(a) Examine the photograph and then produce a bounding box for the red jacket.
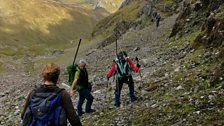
[107,57,139,78]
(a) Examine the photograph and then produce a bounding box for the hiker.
[21,63,82,126]
[155,14,161,27]
[107,51,140,107]
[70,60,95,116]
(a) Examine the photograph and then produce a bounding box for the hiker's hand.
[70,89,74,96]
[137,63,141,68]
[135,56,139,62]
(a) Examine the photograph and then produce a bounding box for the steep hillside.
[0,0,223,125]
[80,0,224,125]
[92,0,146,47]
[0,0,104,73]
[57,0,124,13]
[92,0,181,48]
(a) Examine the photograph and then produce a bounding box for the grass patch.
[0,0,100,58]
[83,109,118,126]
[167,30,201,49]
[215,6,224,20]
[0,62,5,73]
[0,47,16,56]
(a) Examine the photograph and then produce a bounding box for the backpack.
[66,64,78,86]
[22,88,67,126]
[115,53,131,78]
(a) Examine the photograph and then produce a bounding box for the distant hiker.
[155,14,161,27]
[70,60,95,116]
[107,51,140,107]
[21,63,82,126]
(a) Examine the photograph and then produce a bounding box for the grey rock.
[0,93,5,97]
[175,85,184,90]
[133,47,140,52]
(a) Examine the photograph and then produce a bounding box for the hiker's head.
[79,59,87,70]
[117,51,127,63]
[42,63,60,84]
[118,51,127,57]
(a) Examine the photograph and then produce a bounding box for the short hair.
[118,51,127,57]
[79,59,87,65]
[42,63,60,84]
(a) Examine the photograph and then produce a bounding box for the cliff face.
[170,0,224,38]
[169,0,224,86]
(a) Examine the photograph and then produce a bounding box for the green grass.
[0,0,104,73]
[59,0,123,13]
[0,62,5,73]
[92,1,145,39]
[0,0,100,57]
[155,0,179,17]
[215,6,224,20]
[167,30,201,49]
[0,47,17,56]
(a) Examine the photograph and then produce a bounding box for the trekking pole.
[116,39,118,55]
[135,56,144,101]
[135,57,143,89]
[105,80,109,104]
[72,39,82,66]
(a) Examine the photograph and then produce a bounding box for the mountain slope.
[92,0,181,48]
[57,0,124,13]
[0,0,223,125]
[0,0,102,57]
[79,0,224,125]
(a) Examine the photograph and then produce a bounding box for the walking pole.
[135,56,144,100]
[72,39,82,66]
[134,57,141,87]
[105,79,110,106]
[69,39,82,96]
[116,39,118,55]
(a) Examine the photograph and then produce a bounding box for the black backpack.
[115,52,131,78]
[22,87,67,126]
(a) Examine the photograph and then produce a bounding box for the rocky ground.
[0,0,223,125]
[0,12,177,125]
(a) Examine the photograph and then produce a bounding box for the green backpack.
[66,64,78,86]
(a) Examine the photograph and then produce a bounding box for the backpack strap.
[115,58,130,78]
[55,88,65,95]
[32,85,65,96]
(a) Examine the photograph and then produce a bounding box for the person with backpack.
[70,60,95,116]
[107,51,140,107]
[21,63,82,126]
[155,13,161,27]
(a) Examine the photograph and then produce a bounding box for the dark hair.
[42,63,60,84]
[118,51,127,57]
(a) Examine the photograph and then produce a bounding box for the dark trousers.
[156,19,160,27]
[77,89,94,115]
[114,76,136,107]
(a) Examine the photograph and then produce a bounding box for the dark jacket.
[76,68,89,90]
[21,85,82,126]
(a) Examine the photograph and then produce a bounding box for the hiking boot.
[114,103,120,107]
[131,97,137,102]
[78,111,85,116]
[86,109,96,113]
